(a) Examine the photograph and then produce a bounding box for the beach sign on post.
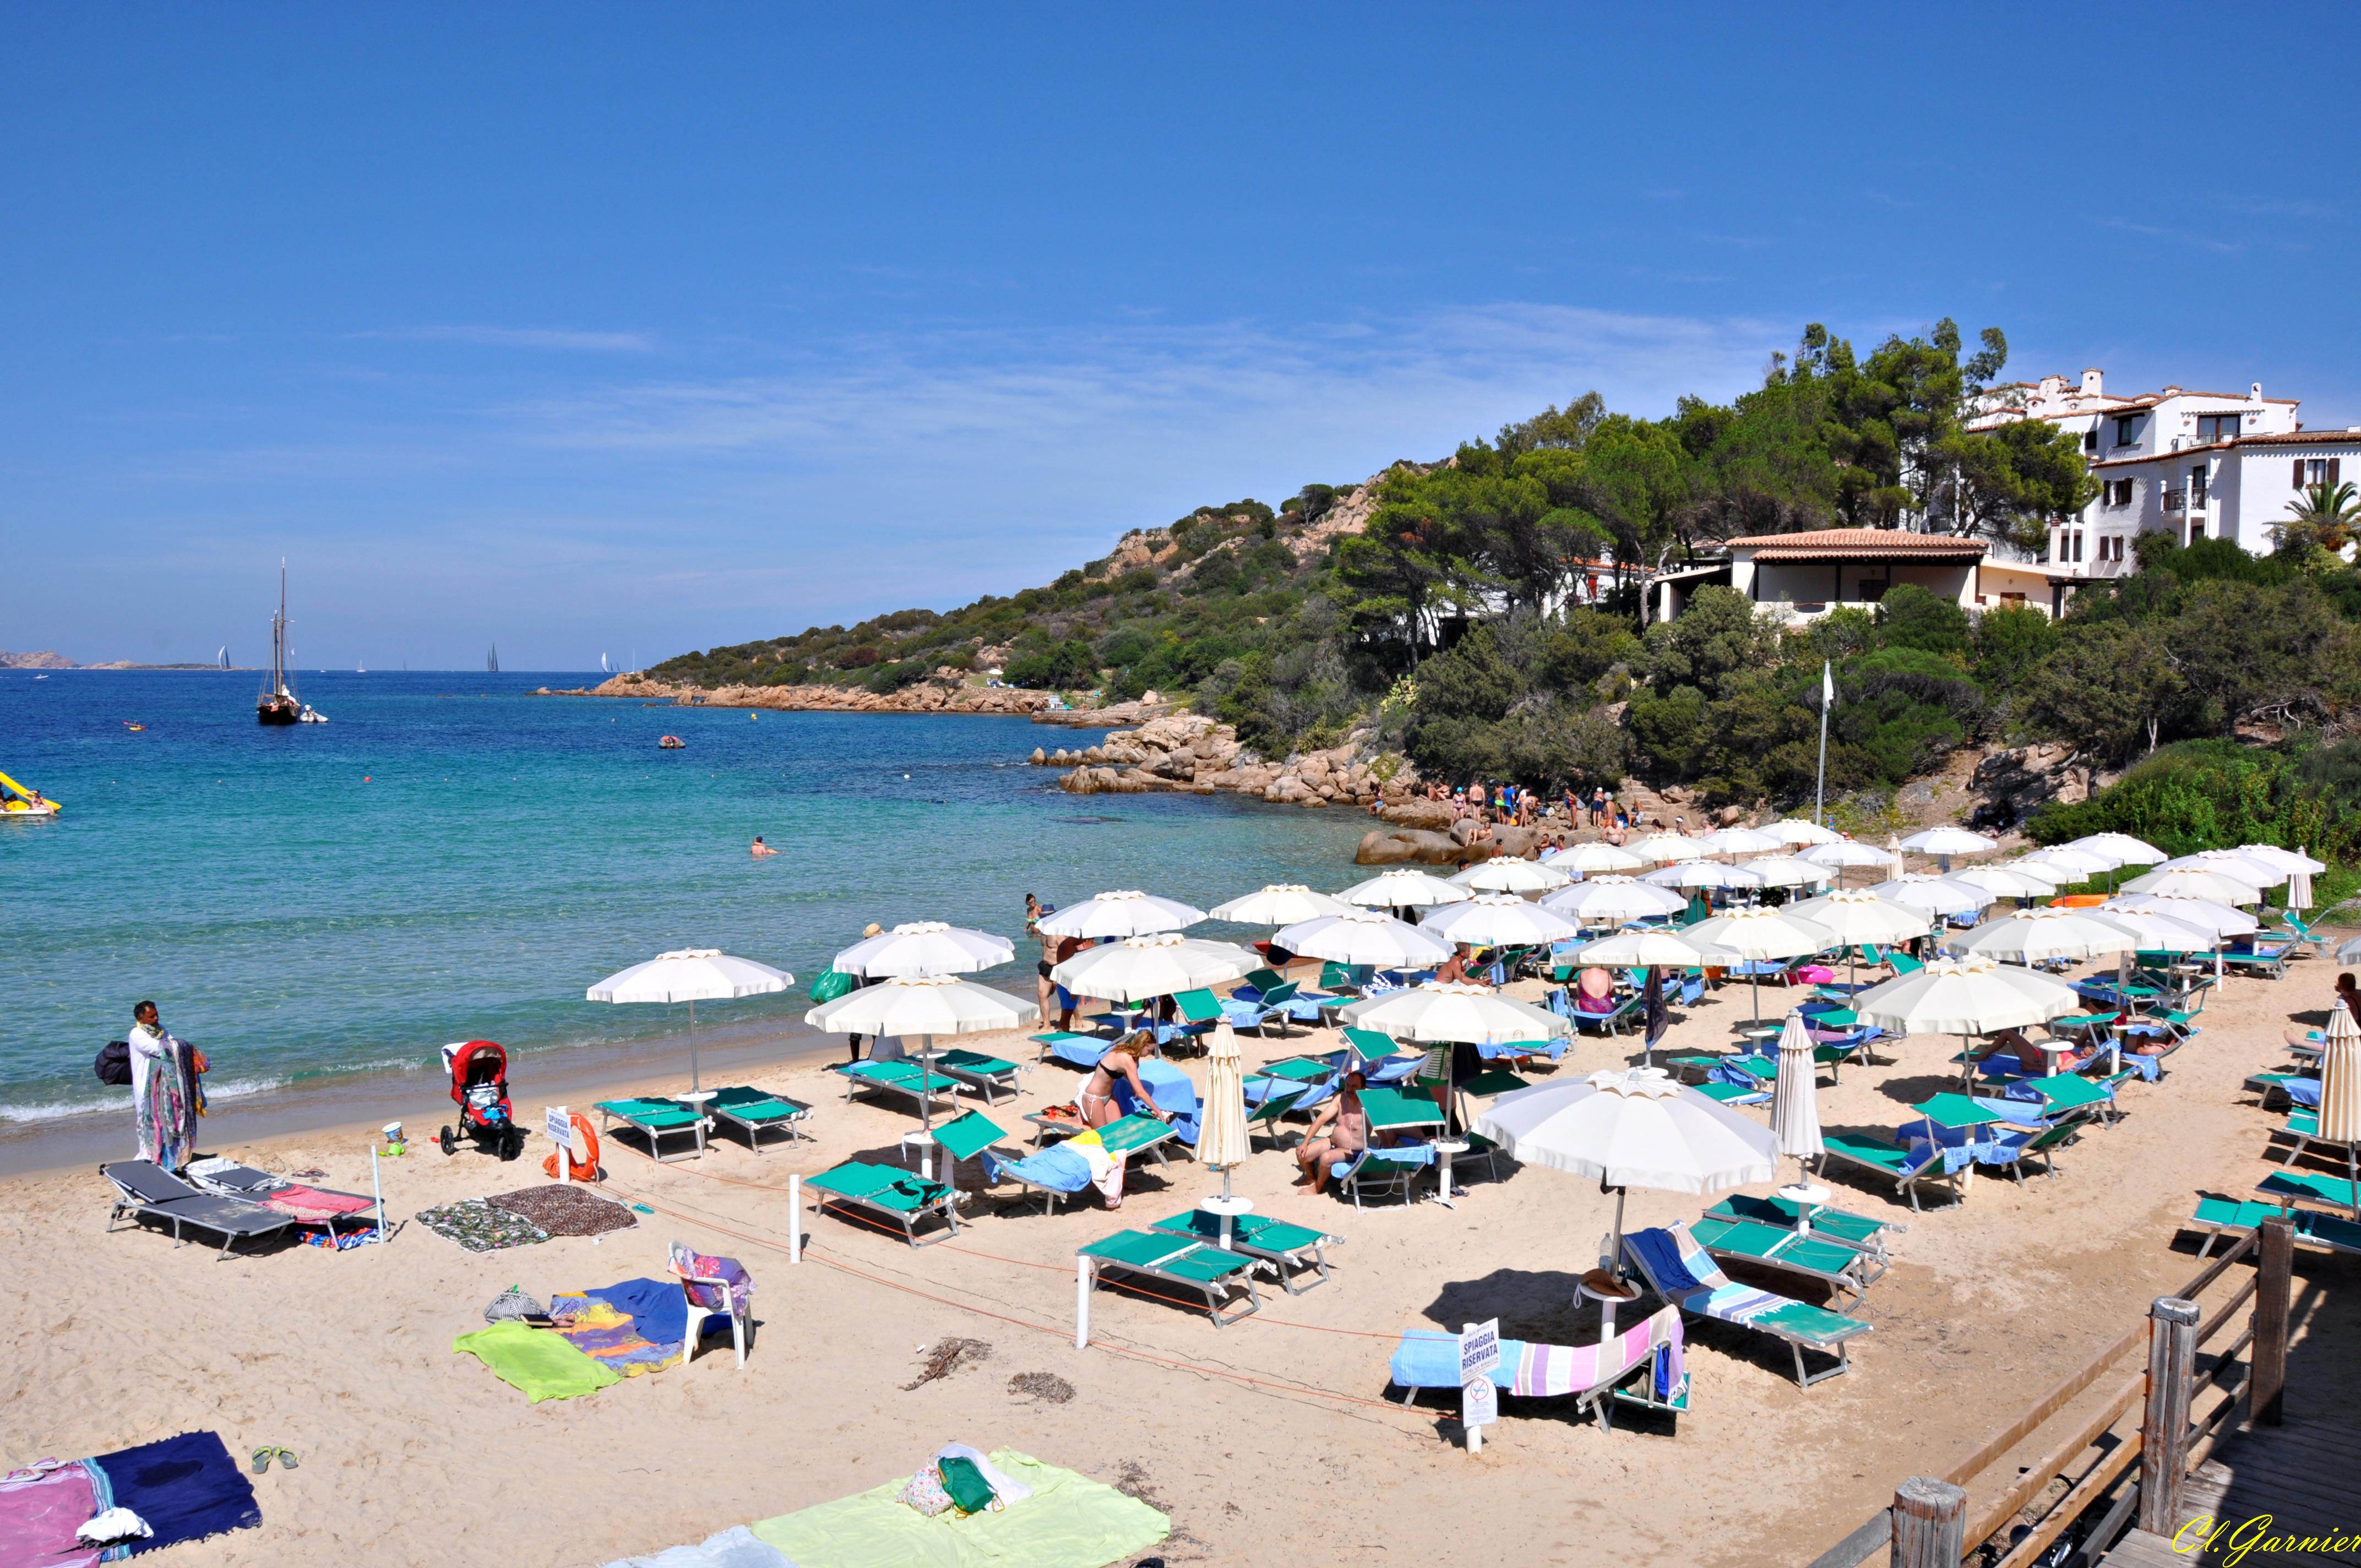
[546,1106,572,1186]
[1460,1318,1500,1455]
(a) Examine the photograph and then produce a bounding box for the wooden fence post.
[1890,1476,1966,1568]
[2252,1214,2293,1428]
[2136,1297,2201,1536]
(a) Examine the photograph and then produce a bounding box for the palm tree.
[2272,479,2361,558]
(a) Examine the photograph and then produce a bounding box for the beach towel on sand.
[549,1277,689,1377]
[750,1450,1165,1568]
[0,1462,102,1568]
[453,1319,625,1402]
[87,1430,262,1559]
[601,1525,795,1568]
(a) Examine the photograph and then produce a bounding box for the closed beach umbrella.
[1451,856,1571,894]
[1786,886,1933,987]
[1642,860,1765,891]
[1419,892,1583,948]
[1037,889,1208,939]
[1949,864,2063,901]
[1627,833,1710,864]
[807,974,1038,1129]
[834,921,1015,978]
[2069,832,2164,867]
[1853,955,2079,1088]
[1875,874,1995,919]
[1198,1023,1252,1205]
[1210,884,1356,925]
[1768,818,1843,847]
[1544,841,1649,874]
[1271,908,1452,968]
[589,948,796,1093]
[2119,867,2263,906]
[2287,861,2314,914]
[1950,906,2142,965]
[1682,907,1835,1027]
[2318,1001,2361,1217]
[1339,981,1570,1046]
[1769,1010,1824,1180]
[1475,1066,1777,1279]
[1337,868,1472,911]
[1742,856,1837,890]
[1051,933,1256,1003]
[1542,875,1688,924]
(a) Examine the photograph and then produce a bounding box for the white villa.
[1969,369,2358,573]
[1651,528,2072,623]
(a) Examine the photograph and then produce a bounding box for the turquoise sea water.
[0,671,1368,1128]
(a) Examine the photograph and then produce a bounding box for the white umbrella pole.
[1608,1186,1628,1282]
[688,999,699,1092]
[920,1034,934,1130]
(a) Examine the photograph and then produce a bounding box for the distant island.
[1,651,249,671]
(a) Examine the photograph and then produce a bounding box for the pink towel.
[0,1463,101,1568]
[263,1184,376,1222]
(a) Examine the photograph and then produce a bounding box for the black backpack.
[94,1040,133,1086]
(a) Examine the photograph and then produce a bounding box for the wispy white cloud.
[349,324,656,352]
[2092,216,2243,256]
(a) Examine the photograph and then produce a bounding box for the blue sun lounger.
[1623,1222,1869,1388]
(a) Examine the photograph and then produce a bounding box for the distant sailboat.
[601,652,612,674]
[357,661,366,673]
[487,644,501,674]
[217,646,229,670]
[258,565,302,725]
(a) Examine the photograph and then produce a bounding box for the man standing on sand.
[127,1000,198,1169]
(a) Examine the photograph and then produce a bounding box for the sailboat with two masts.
[257,564,328,725]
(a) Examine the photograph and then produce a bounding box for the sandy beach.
[6,942,2357,1567]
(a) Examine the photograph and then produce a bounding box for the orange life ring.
[540,1112,601,1181]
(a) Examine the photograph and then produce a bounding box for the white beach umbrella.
[1642,860,1765,891]
[2119,867,2263,906]
[1627,833,1710,864]
[1271,908,1452,968]
[589,948,796,1093]
[1450,856,1571,894]
[1050,933,1257,1003]
[2103,895,2259,940]
[1800,840,1899,869]
[1947,864,2063,901]
[2237,844,2327,876]
[1339,981,1571,1046]
[2082,905,2217,954]
[1786,886,1934,987]
[1543,841,1649,874]
[2318,1001,2361,1217]
[1769,1010,1825,1178]
[1475,1066,1777,1278]
[1573,929,1712,968]
[1767,818,1843,847]
[2157,850,2288,890]
[806,974,1038,1129]
[2017,843,2120,878]
[1875,874,1995,919]
[1949,906,2142,965]
[2069,832,2164,866]
[1542,875,1689,924]
[1209,884,1356,925]
[1901,825,1998,873]
[1682,907,1836,1026]
[1198,1023,1252,1206]
[1036,889,1208,939]
[1853,955,2079,1087]
[1337,868,1473,910]
[833,921,1015,978]
[1699,826,1783,857]
[1742,856,1838,890]
[1995,857,2075,888]
[1419,892,1584,948]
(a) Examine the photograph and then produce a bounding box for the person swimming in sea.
[750,835,777,858]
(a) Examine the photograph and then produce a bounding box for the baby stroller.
[439,1040,525,1160]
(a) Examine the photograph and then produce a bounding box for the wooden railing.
[1807,1215,2295,1568]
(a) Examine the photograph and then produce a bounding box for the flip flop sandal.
[249,1448,274,1474]
[276,1449,298,1471]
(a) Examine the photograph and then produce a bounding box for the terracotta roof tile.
[1724,527,1987,561]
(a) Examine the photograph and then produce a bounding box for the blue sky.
[4,6,2355,669]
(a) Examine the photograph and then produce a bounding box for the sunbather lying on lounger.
[1575,968,1618,1014]
[1294,1072,1368,1194]
[1973,1028,2058,1077]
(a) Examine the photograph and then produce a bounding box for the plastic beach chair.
[668,1240,754,1368]
[1622,1221,1869,1388]
[100,1160,301,1260]
[594,1097,710,1162]
[1077,1229,1264,1326]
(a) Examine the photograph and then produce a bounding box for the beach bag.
[484,1286,547,1323]
[94,1041,132,1086]
[808,969,854,1005]
[935,1455,998,1516]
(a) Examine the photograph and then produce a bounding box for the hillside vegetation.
[655,316,2361,820]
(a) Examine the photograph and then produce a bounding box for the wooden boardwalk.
[2103,1413,2361,1566]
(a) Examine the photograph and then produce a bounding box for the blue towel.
[1626,1227,1703,1294]
[1388,1331,1525,1390]
[1477,1039,1566,1061]
[89,1430,262,1558]
[584,1276,689,1348]
[2287,1077,2322,1108]
[1118,1060,1199,1145]
[984,1144,1093,1193]
[1045,1035,1112,1070]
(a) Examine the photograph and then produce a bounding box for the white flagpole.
[1815,660,1833,827]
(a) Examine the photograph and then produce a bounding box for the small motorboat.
[297,704,329,723]
[658,734,686,749]
[123,721,145,731]
[0,769,59,818]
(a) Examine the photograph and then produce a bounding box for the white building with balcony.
[1651,527,2077,623]
[1970,369,2359,573]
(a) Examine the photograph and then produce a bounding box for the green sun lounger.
[2257,1169,2361,1213]
[805,1160,960,1247]
[831,1058,962,1117]
[1078,1229,1264,1326]
[1694,1080,1770,1107]
[1358,1085,1447,1136]
[2188,1197,2361,1259]
[1977,1118,2082,1184]
[2004,1072,2118,1128]
[932,1048,1022,1104]
[1703,1193,1902,1272]
[594,1097,710,1162]
[689,1086,812,1154]
[1245,1087,1309,1148]
[2269,1109,2321,1164]
[1689,1213,1878,1308]
[1260,1055,1342,1082]
[1151,1208,1339,1294]
[1816,1130,1963,1212]
[1623,1221,1870,1388]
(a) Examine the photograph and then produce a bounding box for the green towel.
[452,1320,624,1403]
[750,1449,1168,1567]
